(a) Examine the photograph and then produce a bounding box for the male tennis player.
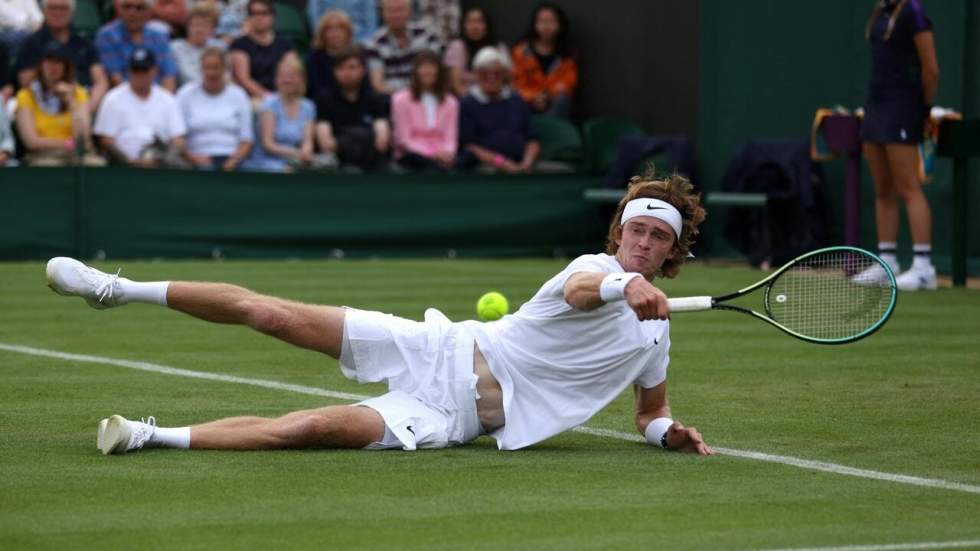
[46,173,712,456]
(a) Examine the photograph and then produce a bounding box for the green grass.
[1,258,978,550]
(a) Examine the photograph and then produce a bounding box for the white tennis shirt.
[461,253,670,450]
[93,83,186,160]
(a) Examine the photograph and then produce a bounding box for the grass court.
[1,258,978,550]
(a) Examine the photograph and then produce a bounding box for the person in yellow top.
[15,42,104,166]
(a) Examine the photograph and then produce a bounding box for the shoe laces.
[128,416,157,449]
[93,267,121,304]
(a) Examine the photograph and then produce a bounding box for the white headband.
[621,198,683,238]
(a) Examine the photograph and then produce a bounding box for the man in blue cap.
[93,46,186,167]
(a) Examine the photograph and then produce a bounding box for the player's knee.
[287,412,348,446]
[242,300,290,336]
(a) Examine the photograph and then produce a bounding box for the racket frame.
[678,246,898,345]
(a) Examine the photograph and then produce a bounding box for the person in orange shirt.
[510,2,577,119]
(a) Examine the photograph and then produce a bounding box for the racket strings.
[766,250,893,340]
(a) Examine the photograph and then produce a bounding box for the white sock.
[118,279,169,306]
[912,244,932,270]
[148,426,191,449]
[877,242,898,270]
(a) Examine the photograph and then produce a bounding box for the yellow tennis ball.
[477,292,509,321]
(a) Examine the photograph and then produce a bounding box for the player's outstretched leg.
[46,257,345,357]
[46,257,168,309]
[97,406,384,454]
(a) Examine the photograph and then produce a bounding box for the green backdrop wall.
[1,168,608,260]
[698,0,980,274]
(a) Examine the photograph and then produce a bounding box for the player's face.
[614,217,676,277]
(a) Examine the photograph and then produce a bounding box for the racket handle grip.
[667,296,714,312]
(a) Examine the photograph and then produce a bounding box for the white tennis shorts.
[339,307,483,450]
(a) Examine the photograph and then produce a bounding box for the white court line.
[752,539,980,551]
[578,427,980,495]
[3,342,980,498]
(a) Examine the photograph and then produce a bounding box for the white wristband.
[599,272,642,303]
[644,417,674,449]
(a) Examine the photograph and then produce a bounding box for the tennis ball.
[477,292,509,321]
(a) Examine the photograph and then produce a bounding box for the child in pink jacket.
[391,50,458,170]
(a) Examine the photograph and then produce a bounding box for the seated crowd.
[0,0,578,172]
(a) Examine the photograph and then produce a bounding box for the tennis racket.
[666,246,897,344]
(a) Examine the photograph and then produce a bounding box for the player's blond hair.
[605,171,706,279]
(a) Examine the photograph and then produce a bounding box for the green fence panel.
[1,167,608,260]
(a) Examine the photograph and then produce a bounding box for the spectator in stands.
[171,2,226,86]
[243,55,315,172]
[315,45,390,171]
[93,46,187,167]
[511,2,577,118]
[366,0,441,94]
[96,0,178,92]
[15,42,104,166]
[391,50,457,171]
[15,0,109,113]
[177,47,251,170]
[443,6,506,97]
[306,0,376,43]
[414,0,458,47]
[306,9,357,101]
[0,0,43,59]
[230,0,295,102]
[458,47,539,173]
[0,100,15,166]
[150,0,187,36]
[0,41,11,102]
[212,0,247,43]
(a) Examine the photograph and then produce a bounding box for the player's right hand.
[624,278,670,321]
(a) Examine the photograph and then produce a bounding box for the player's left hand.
[665,421,714,455]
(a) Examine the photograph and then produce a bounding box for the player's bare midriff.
[473,345,505,432]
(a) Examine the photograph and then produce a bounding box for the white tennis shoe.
[851,263,894,286]
[46,257,124,309]
[895,265,938,291]
[97,415,157,455]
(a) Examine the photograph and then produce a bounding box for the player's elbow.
[563,287,591,311]
[563,282,599,311]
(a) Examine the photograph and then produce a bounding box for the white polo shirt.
[461,253,670,450]
[94,83,186,160]
[176,81,252,157]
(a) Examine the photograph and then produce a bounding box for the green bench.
[583,188,767,208]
